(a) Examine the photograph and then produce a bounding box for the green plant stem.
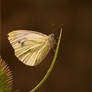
[31,29,62,92]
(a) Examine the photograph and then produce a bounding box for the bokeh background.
[1,0,92,92]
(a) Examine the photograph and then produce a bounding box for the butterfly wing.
[8,30,50,66]
[32,42,51,66]
[22,41,51,66]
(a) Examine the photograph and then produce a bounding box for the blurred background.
[1,0,92,92]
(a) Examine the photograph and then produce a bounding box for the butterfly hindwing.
[33,42,51,66]
[8,30,51,66]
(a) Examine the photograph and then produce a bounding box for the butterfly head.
[48,33,56,48]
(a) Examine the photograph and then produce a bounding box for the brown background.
[1,0,92,92]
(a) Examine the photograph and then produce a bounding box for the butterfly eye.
[49,33,54,39]
[50,33,54,38]
[52,33,54,37]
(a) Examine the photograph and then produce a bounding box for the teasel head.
[0,56,13,92]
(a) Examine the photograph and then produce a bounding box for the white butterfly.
[8,30,56,66]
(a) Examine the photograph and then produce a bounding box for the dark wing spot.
[18,41,24,46]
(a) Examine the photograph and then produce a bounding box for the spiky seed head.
[0,56,13,92]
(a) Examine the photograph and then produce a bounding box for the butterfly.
[8,30,56,66]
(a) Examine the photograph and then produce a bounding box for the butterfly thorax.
[48,33,55,48]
